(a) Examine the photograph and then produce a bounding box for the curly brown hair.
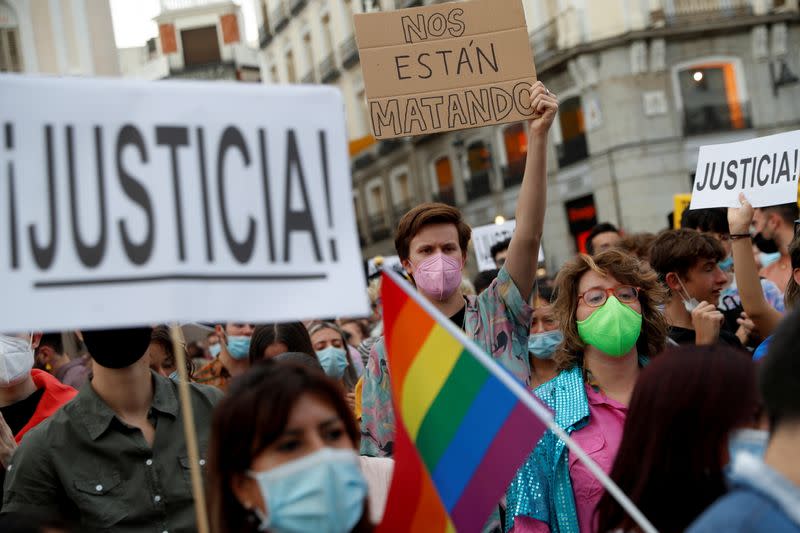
[553,249,668,371]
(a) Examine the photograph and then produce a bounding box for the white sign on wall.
[472,219,544,272]
[0,75,368,331]
[690,129,800,209]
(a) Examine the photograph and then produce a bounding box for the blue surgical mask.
[316,347,349,379]
[249,447,367,533]
[209,343,221,358]
[728,428,769,463]
[225,336,251,360]
[719,255,734,272]
[528,330,562,360]
[760,251,782,267]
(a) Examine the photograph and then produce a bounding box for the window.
[181,26,221,67]
[0,27,20,72]
[270,64,279,82]
[367,181,390,241]
[678,63,750,136]
[391,169,413,216]
[465,141,492,200]
[285,49,296,82]
[321,14,335,57]
[302,32,314,81]
[260,0,270,28]
[433,156,455,205]
[502,123,527,187]
[556,96,589,168]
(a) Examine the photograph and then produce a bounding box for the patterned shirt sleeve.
[359,338,395,457]
[475,266,534,386]
[760,278,785,313]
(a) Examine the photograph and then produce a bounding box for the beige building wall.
[3,0,119,76]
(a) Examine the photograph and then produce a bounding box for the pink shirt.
[570,383,627,532]
[510,384,627,533]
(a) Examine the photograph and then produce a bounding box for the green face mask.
[576,295,643,357]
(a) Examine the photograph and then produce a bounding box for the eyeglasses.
[578,286,640,308]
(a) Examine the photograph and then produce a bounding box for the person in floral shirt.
[360,82,559,458]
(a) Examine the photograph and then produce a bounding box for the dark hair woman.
[247,322,316,365]
[207,361,373,533]
[595,344,762,533]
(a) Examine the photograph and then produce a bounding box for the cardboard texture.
[354,0,537,139]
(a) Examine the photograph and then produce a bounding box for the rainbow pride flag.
[378,269,552,533]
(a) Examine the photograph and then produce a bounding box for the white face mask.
[675,276,700,313]
[0,334,34,387]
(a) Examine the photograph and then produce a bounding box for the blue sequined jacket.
[505,366,588,533]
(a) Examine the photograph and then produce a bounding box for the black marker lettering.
[217,126,256,264]
[725,159,738,190]
[116,125,154,265]
[283,130,321,262]
[476,43,498,74]
[156,126,189,261]
[28,125,59,270]
[418,53,432,79]
[67,126,107,268]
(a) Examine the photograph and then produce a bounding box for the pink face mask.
[411,253,463,301]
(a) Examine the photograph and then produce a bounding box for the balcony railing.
[392,199,416,221]
[301,70,316,84]
[663,0,754,24]
[289,0,307,15]
[530,18,558,65]
[319,53,340,83]
[682,102,752,136]
[556,134,589,169]
[465,171,492,201]
[258,25,273,48]
[368,214,391,241]
[340,35,359,69]
[502,159,525,188]
[168,61,237,80]
[432,188,456,206]
[272,6,289,33]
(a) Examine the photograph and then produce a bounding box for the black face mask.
[753,232,779,254]
[82,327,152,369]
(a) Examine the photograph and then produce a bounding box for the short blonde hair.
[553,249,668,371]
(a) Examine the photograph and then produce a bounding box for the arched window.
[502,123,527,185]
[0,1,22,72]
[676,61,751,136]
[432,155,455,205]
[465,140,492,200]
[556,96,589,168]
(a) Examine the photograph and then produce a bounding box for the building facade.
[0,0,119,76]
[258,0,800,273]
[119,0,259,81]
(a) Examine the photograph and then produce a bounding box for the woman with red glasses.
[506,248,668,533]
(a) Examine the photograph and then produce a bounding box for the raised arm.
[504,82,559,302]
[728,193,783,335]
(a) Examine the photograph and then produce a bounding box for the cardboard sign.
[0,75,368,331]
[354,0,537,139]
[673,193,692,229]
[472,219,544,272]
[690,130,800,209]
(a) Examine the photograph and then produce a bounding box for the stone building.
[258,0,800,270]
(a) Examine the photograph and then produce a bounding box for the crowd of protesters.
[0,81,798,533]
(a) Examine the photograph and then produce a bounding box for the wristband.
[730,233,751,240]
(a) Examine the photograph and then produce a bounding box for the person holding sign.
[506,249,667,533]
[751,203,799,292]
[2,327,223,532]
[360,82,557,458]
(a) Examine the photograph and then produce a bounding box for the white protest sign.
[0,75,368,331]
[472,219,544,271]
[690,129,800,209]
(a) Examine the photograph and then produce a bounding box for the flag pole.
[383,269,658,533]
[169,323,211,533]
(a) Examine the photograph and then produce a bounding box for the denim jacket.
[505,366,588,533]
[687,453,800,533]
